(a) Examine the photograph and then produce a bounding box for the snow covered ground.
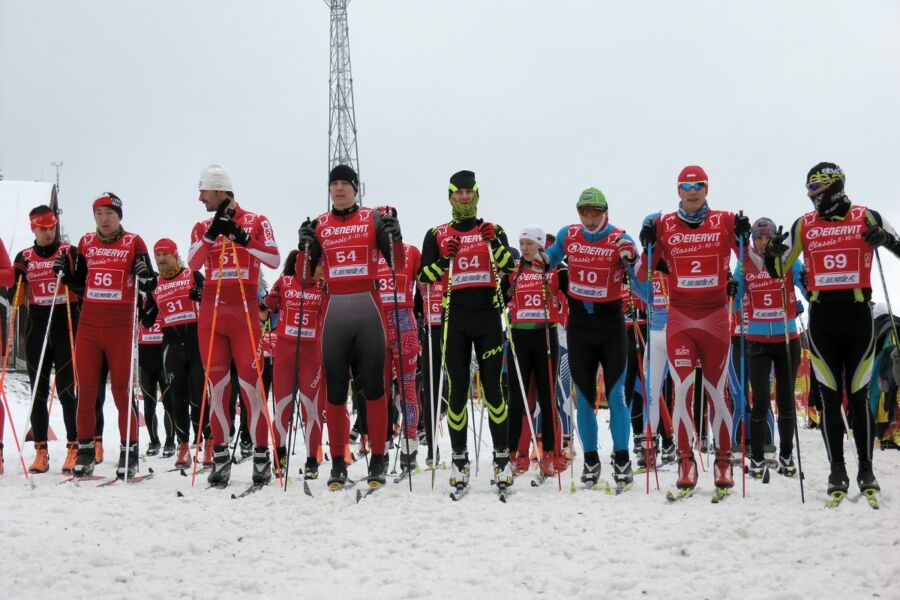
[1,370,896,600]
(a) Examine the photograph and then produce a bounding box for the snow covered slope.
[1,372,896,600]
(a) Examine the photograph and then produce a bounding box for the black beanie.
[806,162,845,195]
[448,170,477,195]
[329,164,359,191]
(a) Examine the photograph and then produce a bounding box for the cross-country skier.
[53,193,157,478]
[764,162,900,501]
[544,188,639,490]
[417,170,516,494]
[264,249,326,479]
[140,238,209,469]
[13,205,80,474]
[638,166,751,498]
[136,305,172,457]
[296,164,401,490]
[188,165,280,487]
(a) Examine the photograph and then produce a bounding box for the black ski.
[449,484,470,501]
[231,483,266,499]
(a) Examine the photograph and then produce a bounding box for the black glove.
[203,203,229,241]
[639,220,657,247]
[734,213,751,242]
[218,219,251,246]
[133,260,156,292]
[52,252,70,276]
[297,218,316,250]
[189,287,202,302]
[863,224,890,248]
[799,268,809,291]
[726,278,738,298]
[765,227,789,258]
[381,214,402,242]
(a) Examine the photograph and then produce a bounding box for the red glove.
[479,222,496,242]
[440,237,460,259]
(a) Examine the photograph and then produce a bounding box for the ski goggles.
[806,181,828,192]
[678,182,707,191]
[577,206,606,216]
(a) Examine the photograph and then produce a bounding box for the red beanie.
[154,238,179,258]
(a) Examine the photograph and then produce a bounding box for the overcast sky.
[1,0,897,304]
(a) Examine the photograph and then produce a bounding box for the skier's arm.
[187,221,211,272]
[544,226,569,270]
[864,209,900,258]
[489,224,515,274]
[248,215,281,269]
[139,294,159,328]
[764,218,804,278]
[418,228,447,284]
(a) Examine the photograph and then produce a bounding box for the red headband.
[30,212,58,229]
[154,238,179,258]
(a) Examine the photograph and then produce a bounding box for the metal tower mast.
[326,0,363,206]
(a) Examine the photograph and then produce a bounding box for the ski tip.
[355,489,362,503]
[176,490,185,497]
[148,467,155,474]
[230,493,238,500]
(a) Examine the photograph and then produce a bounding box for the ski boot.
[116,443,139,479]
[827,461,849,496]
[29,442,50,474]
[146,440,161,457]
[399,439,419,474]
[349,425,361,444]
[660,438,676,465]
[634,435,647,469]
[856,461,880,493]
[73,441,96,477]
[764,445,778,469]
[162,438,176,458]
[94,437,104,463]
[581,452,602,488]
[61,441,78,474]
[612,451,634,492]
[449,451,470,490]
[328,456,349,490]
[676,450,698,490]
[367,453,386,489]
[251,448,272,486]
[777,454,797,477]
[207,445,232,487]
[512,450,531,474]
[748,457,766,479]
[493,450,514,487]
[700,435,710,454]
[174,442,192,470]
[303,456,319,480]
[713,450,734,489]
[271,446,287,479]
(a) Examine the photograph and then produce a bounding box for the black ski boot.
[493,450,514,487]
[161,439,176,458]
[116,443,139,479]
[328,456,348,490]
[303,456,319,480]
[146,440,161,456]
[748,457,766,479]
[449,451,470,489]
[400,439,418,473]
[581,451,602,487]
[368,453,387,488]
[612,451,634,489]
[857,460,880,493]
[827,461,849,495]
[660,438,676,464]
[73,441,96,477]
[252,448,272,486]
[239,440,253,462]
[777,455,797,477]
[207,444,232,487]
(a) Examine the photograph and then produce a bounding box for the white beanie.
[198,164,233,192]
[519,225,546,247]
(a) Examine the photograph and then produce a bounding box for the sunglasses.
[806,181,827,192]
[678,182,707,191]
[577,206,606,216]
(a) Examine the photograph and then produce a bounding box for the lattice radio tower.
[326,0,363,206]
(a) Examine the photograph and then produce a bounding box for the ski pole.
[283,242,309,491]
[17,271,63,474]
[229,241,284,487]
[539,269,563,490]
[737,228,747,497]
[123,281,142,483]
[777,255,805,503]
[874,249,899,344]
[0,277,29,479]
[431,258,453,491]
[424,284,437,469]
[191,242,227,487]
